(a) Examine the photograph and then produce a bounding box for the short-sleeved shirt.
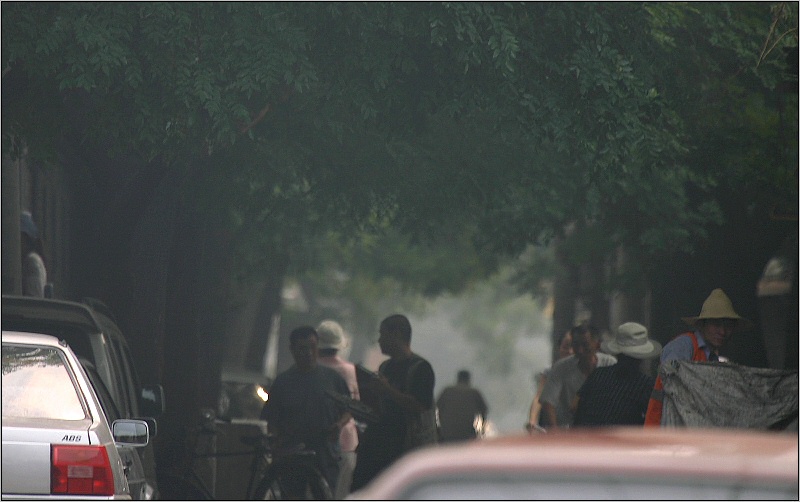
[261,364,349,449]
[318,354,360,452]
[573,361,655,426]
[358,354,435,462]
[540,352,617,427]
[661,331,713,363]
[436,384,488,441]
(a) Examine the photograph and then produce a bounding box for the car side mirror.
[140,384,166,417]
[113,419,149,447]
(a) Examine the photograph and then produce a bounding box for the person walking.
[573,322,662,426]
[644,288,751,426]
[350,314,436,492]
[315,320,360,499]
[436,370,488,442]
[260,326,351,494]
[539,324,616,428]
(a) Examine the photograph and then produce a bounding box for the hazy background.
[356,287,552,435]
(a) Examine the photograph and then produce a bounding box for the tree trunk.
[551,237,578,364]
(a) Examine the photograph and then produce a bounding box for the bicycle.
[158,408,332,500]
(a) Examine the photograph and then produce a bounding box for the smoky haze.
[355,291,552,435]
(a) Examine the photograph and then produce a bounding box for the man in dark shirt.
[573,322,662,426]
[350,314,435,492]
[437,370,488,442]
[261,326,351,492]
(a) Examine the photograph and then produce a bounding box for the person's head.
[378,314,412,357]
[681,289,752,351]
[601,322,662,360]
[316,319,347,357]
[289,326,319,371]
[457,370,471,385]
[557,330,574,360]
[570,324,601,364]
[20,211,42,254]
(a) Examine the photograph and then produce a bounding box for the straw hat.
[681,288,752,332]
[601,322,662,359]
[316,320,348,350]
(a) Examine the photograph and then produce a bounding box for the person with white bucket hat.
[644,288,752,426]
[573,322,662,426]
[316,320,360,499]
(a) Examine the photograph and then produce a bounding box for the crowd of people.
[260,287,785,498]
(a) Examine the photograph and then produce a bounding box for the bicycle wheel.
[254,463,333,500]
[157,473,213,500]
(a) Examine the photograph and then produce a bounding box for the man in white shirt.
[540,324,616,428]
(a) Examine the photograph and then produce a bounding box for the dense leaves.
[2,1,796,301]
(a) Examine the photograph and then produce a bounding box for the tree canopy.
[3,0,796,335]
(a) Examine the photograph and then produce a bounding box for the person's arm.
[327,373,354,440]
[371,373,426,414]
[538,364,563,428]
[371,359,434,415]
[541,401,558,428]
[527,373,547,427]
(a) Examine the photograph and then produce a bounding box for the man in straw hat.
[573,322,662,426]
[644,288,752,426]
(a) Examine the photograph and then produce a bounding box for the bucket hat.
[601,322,662,359]
[317,320,348,350]
[681,288,753,332]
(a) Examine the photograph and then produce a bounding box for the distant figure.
[645,288,752,426]
[573,322,662,426]
[436,370,488,442]
[351,314,436,492]
[539,324,616,428]
[20,211,47,297]
[527,329,573,432]
[316,320,360,499]
[260,326,351,493]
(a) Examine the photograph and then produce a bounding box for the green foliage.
[2,2,796,308]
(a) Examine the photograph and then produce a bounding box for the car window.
[2,343,87,420]
[80,358,123,423]
[109,335,138,417]
[96,315,136,417]
[1,319,95,364]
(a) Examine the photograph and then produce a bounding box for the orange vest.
[644,332,707,426]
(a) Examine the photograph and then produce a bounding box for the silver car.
[2,331,149,500]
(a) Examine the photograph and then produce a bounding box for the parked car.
[1,295,165,499]
[348,427,799,500]
[2,330,150,500]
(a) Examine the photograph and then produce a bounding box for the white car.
[2,331,150,500]
[349,426,799,500]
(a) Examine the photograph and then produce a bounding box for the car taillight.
[51,444,115,496]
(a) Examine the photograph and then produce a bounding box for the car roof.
[2,330,64,346]
[2,295,102,332]
[355,427,798,498]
